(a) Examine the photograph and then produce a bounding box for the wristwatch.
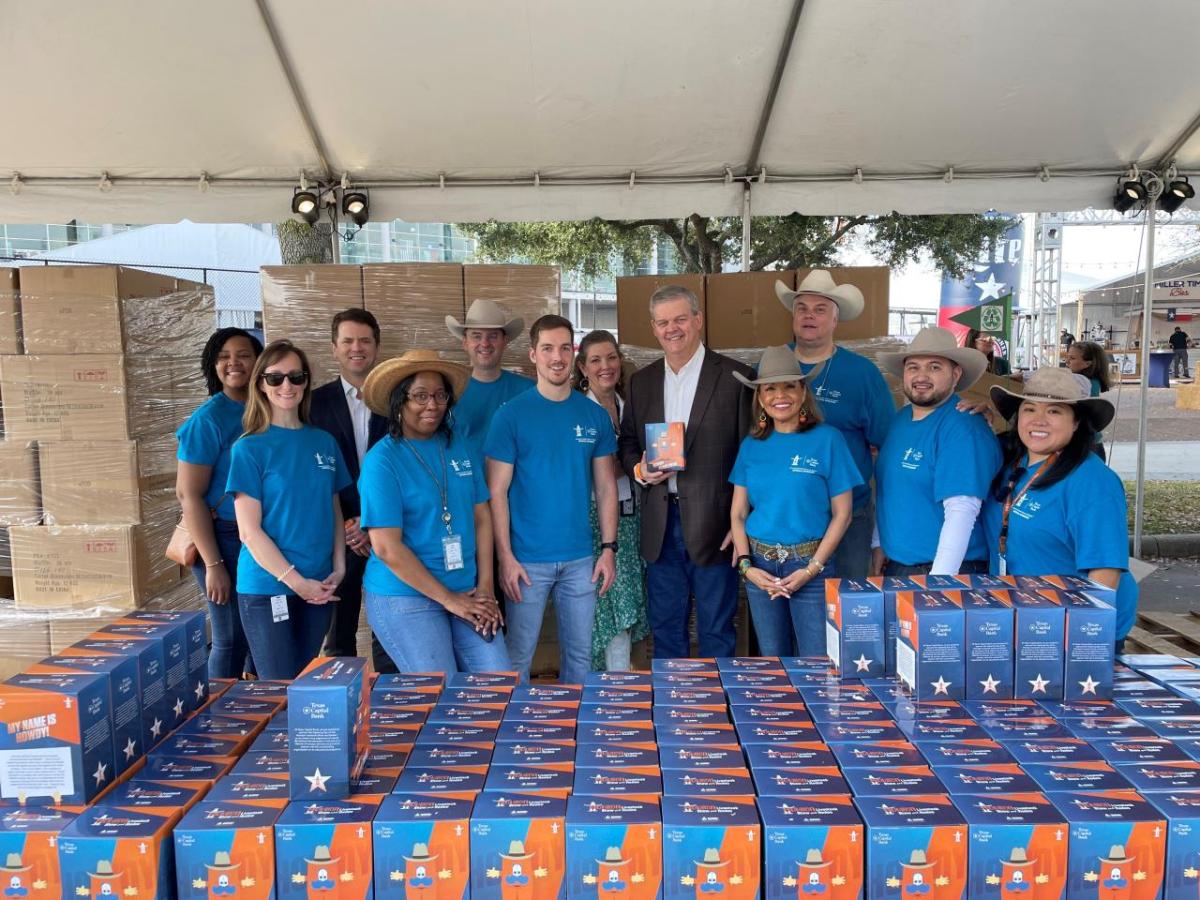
[600,541,619,555]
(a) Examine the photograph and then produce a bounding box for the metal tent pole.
[741,184,752,272]
[1133,188,1159,557]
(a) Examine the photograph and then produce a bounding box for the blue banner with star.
[939,218,1024,346]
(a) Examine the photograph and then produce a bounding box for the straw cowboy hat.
[775,270,865,322]
[733,345,814,389]
[362,349,471,417]
[880,326,988,390]
[0,854,27,872]
[990,366,1115,431]
[446,298,524,340]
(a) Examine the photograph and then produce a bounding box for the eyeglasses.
[407,390,450,406]
[260,370,308,387]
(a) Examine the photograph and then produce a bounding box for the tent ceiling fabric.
[2,0,1199,224]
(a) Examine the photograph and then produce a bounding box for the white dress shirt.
[661,344,705,494]
[341,376,370,465]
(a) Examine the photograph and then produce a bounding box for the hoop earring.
[757,410,768,428]
[798,406,809,424]
[579,376,590,392]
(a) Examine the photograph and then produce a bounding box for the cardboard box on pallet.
[0,267,19,354]
[0,805,76,899]
[855,794,967,900]
[952,792,1068,900]
[564,796,662,900]
[757,794,863,900]
[261,264,365,388]
[173,801,281,900]
[464,264,560,370]
[273,798,377,900]
[364,261,465,360]
[660,796,760,900]
[469,793,566,900]
[1049,789,1166,900]
[0,442,40,533]
[287,657,368,801]
[1007,590,1066,700]
[38,437,177,526]
[58,805,178,900]
[372,794,473,900]
[825,579,885,679]
[896,590,965,700]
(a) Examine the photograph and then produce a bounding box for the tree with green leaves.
[459,212,1014,280]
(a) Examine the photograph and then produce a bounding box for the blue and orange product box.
[651,659,716,674]
[855,794,967,900]
[888,699,966,722]
[877,575,923,675]
[828,741,927,769]
[1066,716,1158,742]
[1049,789,1166,900]
[660,796,760,900]
[656,745,745,772]
[410,743,497,769]
[0,805,76,898]
[98,619,191,727]
[844,765,947,797]
[651,673,721,691]
[445,671,519,689]
[573,767,663,800]
[895,718,991,744]
[961,698,1040,719]
[796,684,873,704]
[207,773,293,810]
[508,702,583,725]
[660,768,753,797]
[659,707,733,730]
[59,804,179,900]
[1045,590,1116,701]
[751,766,849,797]
[373,686,443,709]
[978,715,1075,742]
[248,727,291,755]
[287,657,368,801]
[825,579,885,679]
[101,780,206,817]
[372,794,472,900]
[917,739,1013,767]
[655,686,729,709]
[1119,760,1200,793]
[1039,699,1122,718]
[717,670,792,690]
[350,772,397,802]
[512,684,585,704]
[430,703,507,726]
[574,744,659,771]
[223,679,290,702]
[123,609,209,713]
[499,722,578,745]
[717,656,783,672]
[134,756,233,791]
[726,702,805,725]
[176,714,259,753]
[580,704,652,726]
[77,633,172,750]
[173,801,281,900]
[363,748,409,778]
[952,792,1068,899]
[932,762,1042,795]
[377,672,447,691]
[564,796,662,900]
[1024,761,1134,793]
[585,672,653,689]
[394,766,487,797]
[274,798,376,900]
[440,687,513,707]
[27,652,142,777]
[1097,739,1197,766]
[149,732,246,763]
[470,792,566,900]
[580,685,654,707]
[743,743,838,770]
[1116,697,1200,719]
[229,750,289,780]
[725,686,803,706]
[485,766,575,798]
[896,590,965,700]
[0,671,116,806]
[1007,590,1066,700]
[1042,573,1119,609]
[805,701,888,723]
[757,794,863,900]
[209,694,285,723]
[418,722,500,746]
[1006,738,1104,765]
[947,588,1015,700]
[658,724,742,747]
[1146,792,1200,899]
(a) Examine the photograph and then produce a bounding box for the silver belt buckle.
[774,544,789,563]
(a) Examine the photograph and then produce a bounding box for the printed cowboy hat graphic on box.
[564,796,662,900]
[372,794,472,900]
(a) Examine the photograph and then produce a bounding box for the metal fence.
[0,255,261,330]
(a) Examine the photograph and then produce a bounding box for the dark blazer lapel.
[644,359,667,424]
[327,385,359,477]
[683,352,721,455]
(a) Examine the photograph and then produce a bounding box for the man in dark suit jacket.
[308,308,394,671]
[618,285,753,658]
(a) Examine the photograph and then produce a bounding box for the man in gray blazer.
[618,285,753,658]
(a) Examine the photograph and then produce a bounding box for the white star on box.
[92,761,108,786]
[123,738,137,760]
[979,674,1001,694]
[1078,675,1100,695]
[305,768,330,792]
[975,272,1006,301]
[172,698,185,719]
[1029,674,1050,694]
[853,655,873,672]
[931,676,952,696]
[150,718,163,740]
[194,681,205,701]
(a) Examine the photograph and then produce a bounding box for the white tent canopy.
[3,0,1199,224]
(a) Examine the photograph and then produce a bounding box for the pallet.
[1125,609,1200,657]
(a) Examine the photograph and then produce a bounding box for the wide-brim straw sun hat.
[733,345,813,388]
[445,298,524,340]
[774,269,865,322]
[362,350,471,417]
[879,326,989,390]
[990,365,1115,431]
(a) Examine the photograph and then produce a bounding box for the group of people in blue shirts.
[174,270,1136,682]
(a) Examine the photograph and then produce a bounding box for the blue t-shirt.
[175,392,245,521]
[484,389,617,563]
[983,453,1138,639]
[729,425,863,545]
[455,371,534,449]
[876,397,1001,566]
[359,433,489,597]
[789,344,895,510]
[225,425,351,594]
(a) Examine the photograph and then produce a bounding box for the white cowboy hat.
[362,349,471,417]
[446,298,524,340]
[880,326,988,390]
[733,345,814,388]
[775,270,865,322]
[990,366,1115,431]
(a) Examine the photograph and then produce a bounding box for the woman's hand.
[205,564,232,605]
[292,576,335,604]
[472,590,505,637]
[746,567,791,599]
[780,566,816,594]
[443,591,505,635]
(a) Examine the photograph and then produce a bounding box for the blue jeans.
[744,550,835,657]
[365,590,511,675]
[504,556,596,684]
[191,518,253,680]
[883,559,989,577]
[645,503,738,659]
[238,593,332,680]
[834,502,873,580]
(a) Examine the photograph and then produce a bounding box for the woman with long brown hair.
[226,340,350,678]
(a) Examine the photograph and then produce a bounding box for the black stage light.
[1161,176,1194,214]
[342,190,369,226]
[292,188,320,224]
[1112,176,1146,213]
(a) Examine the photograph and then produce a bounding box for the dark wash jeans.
[238,592,333,679]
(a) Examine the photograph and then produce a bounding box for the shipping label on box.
[855,793,967,900]
[1008,591,1065,700]
[844,766,947,797]
[273,798,376,900]
[565,796,662,900]
[574,768,663,799]
[59,805,178,900]
[918,740,1013,767]
[661,796,760,900]
[896,590,965,700]
[408,743,496,770]
[1024,761,1134,793]
[751,766,849,797]
[660,768,754,797]
[470,793,567,900]
[372,794,472,900]
[932,763,1042,795]
[485,765,575,798]
[394,766,486,797]
[742,743,837,770]
[575,744,659,771]
[945,588,1014,700]
[173,801,280,900]
[828,741,927,770]
[0,805,75,898]
[1051,789,1165,900]
[287,657,367,801]
[952,792,1067,900]
[757,794,863,900]
[825,580,886,678]
[0,671,115,806]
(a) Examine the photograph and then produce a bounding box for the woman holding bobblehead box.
[729,345,863,656]
[227,340,349,679]
[983,367,1138,645]
[357,350,508,675]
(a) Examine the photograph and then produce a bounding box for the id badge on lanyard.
[442,534,465,571]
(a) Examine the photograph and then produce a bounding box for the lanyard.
[401,437,454,534]
[998,453,1057,556]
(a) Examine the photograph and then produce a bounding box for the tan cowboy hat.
[695,848,728,867]
[880,326,988,390]
[0,854,27,872]
[1101,845,1134,864]
[905,849,935,869]
[1005,847,1033,866]
[801,849,831,868]
[207,851,237,871]
[89,860,117,877]
[446,298,524,340]
[306,845,338,865]
[362,350,471,417]
[502,840,533,860]
[405,843,436,862]
[733,345,813,389]
[990,366,1114,431]
[597,846,631,865]
[775,270,865,322]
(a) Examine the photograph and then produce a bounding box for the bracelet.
[736,555,752,576]
[278,564,296,584]
[205,559,224,569]
[808,558,825,574]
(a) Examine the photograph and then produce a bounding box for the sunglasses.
[260,370,309,387]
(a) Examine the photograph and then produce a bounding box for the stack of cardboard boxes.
[0,266,214,645]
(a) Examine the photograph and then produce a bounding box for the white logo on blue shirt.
[901,448,924,470]
[314,451,337,472]
[1012,495,1040,520]
[449,457,472,477]
[573,424,599,444]
[788,454,819,474]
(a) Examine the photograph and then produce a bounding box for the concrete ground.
[1135,558,1200,614]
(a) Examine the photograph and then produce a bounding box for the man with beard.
[872,327,1000,577]
[446,298,534,448]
